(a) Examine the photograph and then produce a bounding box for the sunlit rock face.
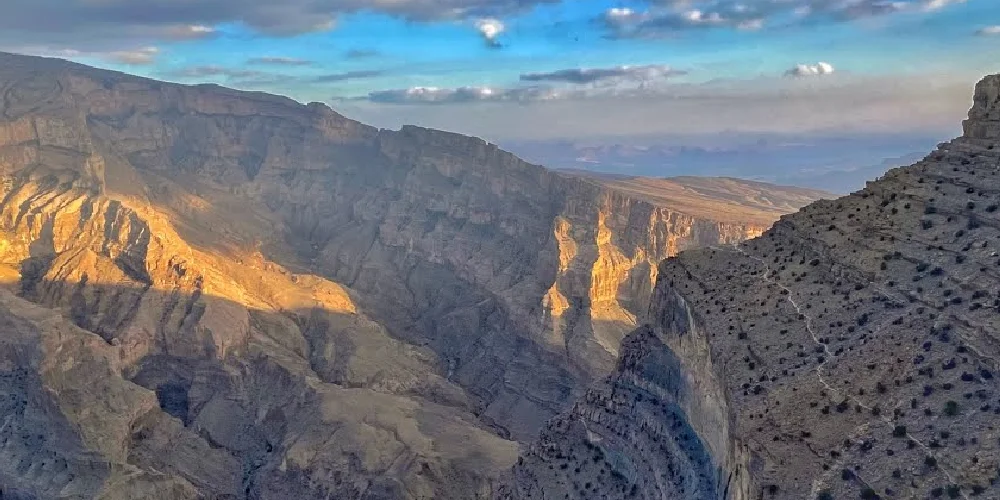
[504,74,1000,499]
[0,51,821,499]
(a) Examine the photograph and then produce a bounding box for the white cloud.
[364,64,689,105]
[366,85,562,104]
[601,7,649,33]
[605,5,765,37]
[921,0,965,12]
[0,0,559,49]
[606,7,637,20]
[785,61,835,77]
[603,0,966,38]
[475,18,505,46]
[976,25,1000,35]
[106,46,160,65]
[520,64,686,85]
[161,24,217,40]
[682,10,725,25]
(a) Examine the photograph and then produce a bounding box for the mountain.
[564,173,831,226]
[506,136,941,194]
[502,76,1000,498]
[0,51,825,499]
[779,151,929,194]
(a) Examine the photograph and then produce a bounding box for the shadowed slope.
[0,277,519,500]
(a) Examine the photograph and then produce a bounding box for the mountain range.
[506,137,938,194]
[3,50,997,500]
[504,73,1000,499]
[0,51,827,499]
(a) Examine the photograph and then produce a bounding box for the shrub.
[860,487,880,500]
[944,401,960,416]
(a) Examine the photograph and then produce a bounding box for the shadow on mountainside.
[0,53,812,500]
[0,276,530,500]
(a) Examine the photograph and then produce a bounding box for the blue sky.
[1,0,998,141]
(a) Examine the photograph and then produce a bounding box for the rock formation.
[0,51,823,498]
[504,75,1000,499]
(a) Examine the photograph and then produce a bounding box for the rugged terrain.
[503,75,1000,499]
[0,51,823,499]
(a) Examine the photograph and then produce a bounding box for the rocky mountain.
[503,75,1000,499]
[0,51,823,499]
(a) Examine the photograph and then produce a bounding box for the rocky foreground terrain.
[503,76,1000,499]
[0,51,825,499]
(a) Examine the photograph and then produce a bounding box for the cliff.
[0,51,822,498]
[504,75,1000,499]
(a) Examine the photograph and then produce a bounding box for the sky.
[0,0,998,143]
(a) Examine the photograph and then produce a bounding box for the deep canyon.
[6,50,997,500]
[0,51,827,499]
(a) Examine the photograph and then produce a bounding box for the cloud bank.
[519,64,686,84]
[0,0,558,49]
[602,0,968,38]
[366,85,561,104]
[341,72,973,141]
[360,62,688,105]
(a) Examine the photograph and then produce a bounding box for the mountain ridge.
[503,74,1000,499]
[0,51,825,499]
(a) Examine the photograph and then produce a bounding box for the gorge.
[0,51,827,499]
[504,74,1000,499]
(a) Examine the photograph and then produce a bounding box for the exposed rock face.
[0,51,823,498]
[505,75,1000,499]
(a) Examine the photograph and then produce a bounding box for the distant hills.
[506,135,941,194]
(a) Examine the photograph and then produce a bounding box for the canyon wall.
[0,51,823,498]
[506,74,1000,499]
[0,51,810,440]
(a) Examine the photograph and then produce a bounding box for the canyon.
[504,75,1000,499]
[0,51,827,499]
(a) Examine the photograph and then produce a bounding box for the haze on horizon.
[5,0,998,188]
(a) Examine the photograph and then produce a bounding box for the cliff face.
[506,74,1000,499]
[0,51,822,499]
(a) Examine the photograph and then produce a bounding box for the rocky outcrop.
[506,74,1000,499]
[0,51,822,498]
